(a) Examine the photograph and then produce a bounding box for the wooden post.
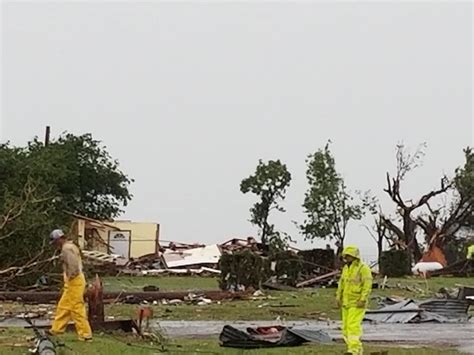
[44,126,51,146]
[87,275,104,325]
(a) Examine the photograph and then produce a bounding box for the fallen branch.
[0,256,58,277]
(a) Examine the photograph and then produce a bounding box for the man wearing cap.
[336,245,372,355]
[49,229,92,341]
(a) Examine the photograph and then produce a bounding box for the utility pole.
[44,126,51,146]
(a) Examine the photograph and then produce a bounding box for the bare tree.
[415,147,474,249]
[383,143,451,261]
[364,213,396,264]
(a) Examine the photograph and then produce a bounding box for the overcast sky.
[1,2,472,259]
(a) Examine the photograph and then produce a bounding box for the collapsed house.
[70,213,160,259]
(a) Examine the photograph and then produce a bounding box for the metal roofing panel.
[163,244,222,268]
[366,298,470,324]
[364,300,420,324]
[418,299,470,321]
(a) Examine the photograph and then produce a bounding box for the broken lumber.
[296,270,339,288]
[262,282,297,291]
[0,290,247,303]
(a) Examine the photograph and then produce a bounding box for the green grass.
[99,276,474,321]
[0,276,470,353]
[102,276,219,292]
[0,328,462,355]
[105,288,339,320]
[1,276,472,322]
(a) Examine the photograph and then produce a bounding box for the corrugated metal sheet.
[418,299,470,321]
[365,298,470,324]
[364,300,420,324]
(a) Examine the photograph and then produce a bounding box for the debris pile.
[220,237,263,254]
[80,242,224,276]
[219,246,338,291]
[429,259,474,277]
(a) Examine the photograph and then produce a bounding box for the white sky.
[1,1,473,260]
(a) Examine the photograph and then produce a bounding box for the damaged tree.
[364,212,396,265]
[0,133,133,288]
[415,147,474,251]
[381,144,473,263]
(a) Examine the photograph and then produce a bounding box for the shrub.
[380,250,411,277]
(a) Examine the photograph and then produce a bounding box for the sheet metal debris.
[458,286,474,305]
[418,299,470,321]
[365,300,421,324]
[365,298,470,324]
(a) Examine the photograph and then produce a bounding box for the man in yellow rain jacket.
[467,240,474,260]
[49,229,92,341]
[336,245,372,355]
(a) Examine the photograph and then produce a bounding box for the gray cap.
[50,229,65,244]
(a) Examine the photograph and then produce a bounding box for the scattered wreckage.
[365,298,470,324]
[366,285,474,324]
[219,325,333,349]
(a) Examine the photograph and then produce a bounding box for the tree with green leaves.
[26,133,133,219]
[453,147,473,229]
[299,143,364,251]
[240,160,291,248]
[0,133,133,286]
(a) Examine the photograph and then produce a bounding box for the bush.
[218,248,336,290]
[219,251,271,290]
[270,251,303,286]
[444,238,469,265]
[380,250,411,277]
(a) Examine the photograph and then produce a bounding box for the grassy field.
[0,328,462,355]
[1,276,471,354]
[102,275,219,292]
[1,276,472,321]
[99,275,473,321]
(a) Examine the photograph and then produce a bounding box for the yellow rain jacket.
[336,246,372,355]
[467,245,474,260]
[336,246,373,307]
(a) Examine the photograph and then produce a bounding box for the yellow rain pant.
[51,273,92,340]
[342,306,366,354]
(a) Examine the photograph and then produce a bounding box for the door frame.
[108,230,132,259]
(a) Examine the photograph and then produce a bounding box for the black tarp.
[219,325,333,349]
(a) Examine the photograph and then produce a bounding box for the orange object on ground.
[420,246,447,267]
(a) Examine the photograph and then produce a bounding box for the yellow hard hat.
[342,245,360,259]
